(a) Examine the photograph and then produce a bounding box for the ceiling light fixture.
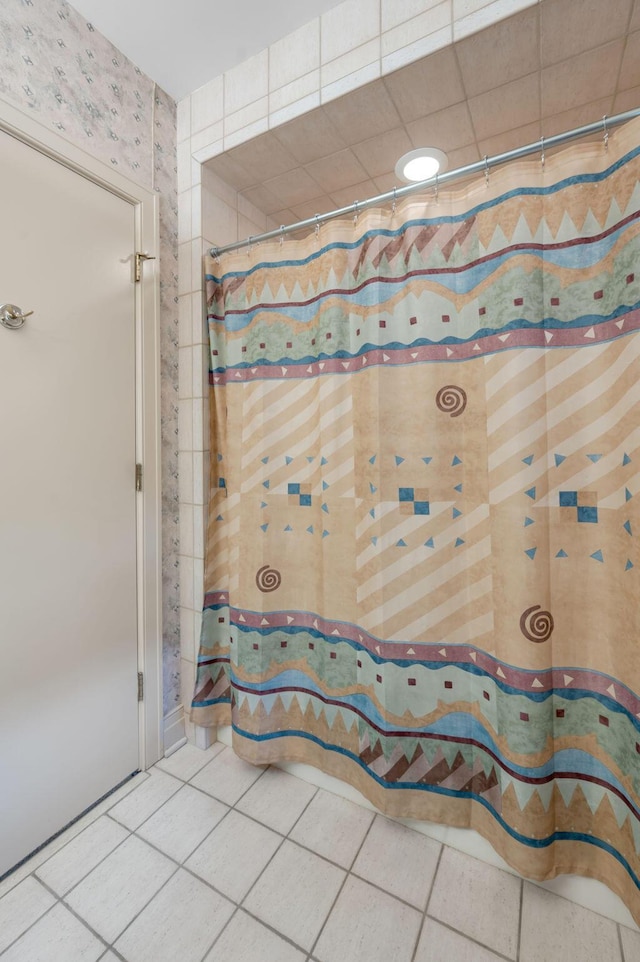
[395,147,448,184]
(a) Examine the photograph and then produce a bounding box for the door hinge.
[135,463,143,492]
[137,672,144,702]
[135,251,155,282]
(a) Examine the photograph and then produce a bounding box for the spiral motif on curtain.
[255,565,282,592]
[520,605,554,642]
[435,385,467,417]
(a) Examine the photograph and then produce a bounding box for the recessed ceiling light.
[395,147,448,184]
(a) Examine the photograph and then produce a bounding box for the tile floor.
[1,741,640,962]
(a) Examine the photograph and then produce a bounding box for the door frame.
[0,95,163,771]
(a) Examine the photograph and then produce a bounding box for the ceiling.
[69,0,343,100]
[205,0,640,232]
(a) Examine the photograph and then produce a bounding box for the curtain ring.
[353,200,359,225]
[603,115,609,151]
[315,214,320,240]
[279,224,285,247]
[247,235,252,257]
[434,172,439,204]
[392,186,397,216]
[484,155,490,187]
[212,246,220,265]
[540,136,545,170]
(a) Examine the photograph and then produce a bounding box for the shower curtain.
[192,118,640,922]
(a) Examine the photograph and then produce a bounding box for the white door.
[0,128,139,876]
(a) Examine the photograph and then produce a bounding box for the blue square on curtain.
[559,491,578,506]
[299,494,312,506]
[414,501,430,515]
[288,483,300,495]
[577,506,598,523]
[399,487,414,502]
[218,477,226,488]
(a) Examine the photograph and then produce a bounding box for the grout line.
[348,866,442,916]
[0,899,64,957]
[421,913,518,962]
[33,887,116,958]
[61,860,180,955]
[410,843,445,962]
[306,804,378,958]
[618,922,626,961]
[235,835,287,908]
[37,824,133,903]
[194,904,241,962]
[240,903,320,956]
[516,875,524,961]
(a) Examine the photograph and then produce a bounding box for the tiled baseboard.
[163,707,186,756]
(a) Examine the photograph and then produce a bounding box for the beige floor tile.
[289,788,374,869]
[428,846,521,959]
[204,909,306,962]
[235,766,316,834]
[155,741,224,782]
[0,877,56,954]
[65,835,176,943]
[415,918,506,961]
[186,809,282,902]
[1,902,103,962]
[243,840,345,951]
[352,814,441,909]
[520,882,622,962]
[35,817,129,895]
[315,875,422,962]
[108,769,182,830]
[190,746,265,805]
[620,925,640,961]
[114,868,233,962]
[136,784,227,862]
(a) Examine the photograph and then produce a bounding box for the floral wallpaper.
[0,0,180,716]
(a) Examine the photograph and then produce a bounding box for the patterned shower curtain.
[192,118,640,923]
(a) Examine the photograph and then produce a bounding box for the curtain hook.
[484,155,490,188]
[392,186,397,216]
[603,115,609,151]
[212,246,220,265]
[434,172,439,204]
[279,224,285,247]
[315,214,320,241]
[540,136,545,171]
[247,235,253,258]
[353,200,359,225]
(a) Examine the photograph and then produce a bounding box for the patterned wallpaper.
[0,0,180,716]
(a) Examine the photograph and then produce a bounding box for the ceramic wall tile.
[270,19,320,92]
[381,2,451,59]
[191,76,223,133]
[224,49,268,116]
[321,0,380,66]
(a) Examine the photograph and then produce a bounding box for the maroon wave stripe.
[208,209,640,320]
[197,656,231,668]
[209,310,640,384]
[232,680,640,816]
[204,602,640,716]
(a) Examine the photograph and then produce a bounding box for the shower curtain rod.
[210,107,640,258]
